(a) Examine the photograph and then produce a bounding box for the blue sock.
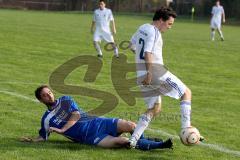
[136,138,164,151]
[139,133,145,139]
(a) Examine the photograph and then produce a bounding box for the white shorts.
[211,19,221,29]
[93,30,114,43]
[138,71,187,109]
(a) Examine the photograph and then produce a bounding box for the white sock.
[180,100,191,128]
[218,29,224,38]
[211,31,215,40]
[130,113,152,142]
[94,42,102,56]
[113,45,119,57]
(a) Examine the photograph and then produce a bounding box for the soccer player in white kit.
[128,7,202,147]
[91,0,119,58]
[210,0,225,41]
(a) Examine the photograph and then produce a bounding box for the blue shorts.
[84,117,119,145]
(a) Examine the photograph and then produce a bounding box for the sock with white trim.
[180,100,191,128]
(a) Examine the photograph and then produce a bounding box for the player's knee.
[127,121,136,131]
[185,87,192,96]
[150,104,161,117]
[183,87,192,100]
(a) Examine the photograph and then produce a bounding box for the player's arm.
[49,111,80,134]
[142,52,153,85]
[222,9,226,23]
[20,135,45,143]
[91,21,96,34]
[111,20,116,34]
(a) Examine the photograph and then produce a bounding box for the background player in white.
[210,0,225,41]
[129,7,202,147]
[91,0,119,58]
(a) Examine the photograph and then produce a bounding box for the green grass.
[0,9,240,160]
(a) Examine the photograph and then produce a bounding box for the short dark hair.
[35,85,49,100]
[153,7,177,21]
[99,0,105,3]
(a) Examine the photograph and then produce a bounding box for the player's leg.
[110,42,119,58]
[217,26,224,41]
[157,71,191,129]
[116,119,136,134]
[210,19,216,41]
[93,31,103,57]
[180,86,192,129]
[211,28,215,41]
[97,135,129,148]
[129,100,162,147]
[136,138,173,150]
[102,32,119,57]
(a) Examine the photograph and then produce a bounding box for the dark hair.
[153,7,177,21]
[99,0,105,3]
[35,85,49,100]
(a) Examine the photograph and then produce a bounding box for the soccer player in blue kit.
[20,85,173,151]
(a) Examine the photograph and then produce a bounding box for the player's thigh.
[117,119,136,133]
[102,32,114,43]
[155,71,187,99]
[147,102,162,116]
[93,31,102,42]
[97,135,128,148]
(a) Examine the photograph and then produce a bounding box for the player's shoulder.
[94,8,100,13]
[105,8,112,12]
[139,24,156,34]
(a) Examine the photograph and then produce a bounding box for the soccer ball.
[179,127,200,146]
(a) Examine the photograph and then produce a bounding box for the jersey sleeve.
[38,115,50,140]
[130,31,138,51]
[93,10,96,22]
[221,7,225,14]
[109,9,114,21]
[69,98,80,113]
[144,28,156,54]
[211,7,214,14]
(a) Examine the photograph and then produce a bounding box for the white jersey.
[131,23,163,76]
[211,5,224,22]
[93,8,114,33]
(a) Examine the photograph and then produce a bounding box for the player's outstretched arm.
[111,20,116,34]
[91,21,95,34]
[49,111,80,134]
[20,136,45,143]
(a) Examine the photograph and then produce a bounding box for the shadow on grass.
[0,137,175,160]
[0,137,94,151]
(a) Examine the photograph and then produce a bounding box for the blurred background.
[0,0,239,19]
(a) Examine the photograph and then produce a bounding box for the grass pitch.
[0,9,240,160]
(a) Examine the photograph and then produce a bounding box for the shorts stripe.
[166,77,183,97]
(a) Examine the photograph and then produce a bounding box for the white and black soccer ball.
[179,127,200,146]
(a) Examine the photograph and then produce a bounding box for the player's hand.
[223,19,226,23]
[142,72,152,85]
[49,127,64,134]
[20,136,33,142]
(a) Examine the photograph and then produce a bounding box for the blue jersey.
[39,96,118,145]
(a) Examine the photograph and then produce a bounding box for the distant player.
[91,0,119,58]
[210,0,225,41]
[128,7,203,147]
[20,85,173,151]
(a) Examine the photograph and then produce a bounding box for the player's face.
[216,1,220,6]
[99,1,106,10]
[39,87,55,105]
[159,16,175,33]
